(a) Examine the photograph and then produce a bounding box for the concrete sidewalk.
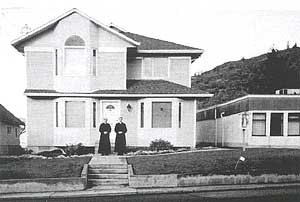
[2,183,300,200]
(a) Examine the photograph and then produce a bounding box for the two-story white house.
[11,8,212,152]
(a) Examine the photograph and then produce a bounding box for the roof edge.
[11,8,140,49]
[24,92,213,98]
[138,49,204,54]
[197,94,300,112]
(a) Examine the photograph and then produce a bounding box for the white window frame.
[63,46,87,76]
[169,56,192,87]
[24,47,56,77]
[141,57,170,79]
[91,48,98,76]
[151,101,173,128]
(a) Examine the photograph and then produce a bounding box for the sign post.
[241,112,249,151]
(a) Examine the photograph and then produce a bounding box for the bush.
[36,149,65,157]
[63,143,92,156]
[149,139,173,151]
[9,145,33,156]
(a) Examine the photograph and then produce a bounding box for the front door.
[101,100,121,144]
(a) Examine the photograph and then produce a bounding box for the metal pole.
[242,128,246,151]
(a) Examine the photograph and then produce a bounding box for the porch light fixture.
[127,104,132,112]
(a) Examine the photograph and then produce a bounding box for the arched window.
[65,35,85,46]
[64,35,86,76]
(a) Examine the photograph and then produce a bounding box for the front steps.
[87,156,129,189]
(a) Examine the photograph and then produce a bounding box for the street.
[2,187,300,202]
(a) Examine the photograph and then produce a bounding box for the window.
[55,102,59,127]
[55,49,58,75]
[270,113,283,136]
[92,49,97,76]
[65,101,85,128]
[179,103,182,128]
[143,58,168,78]
[15,128,18,137]
[288,113,300,136]
[64,35,86,76]
[152,102,172,128]
[65,35,85,46]
[252,113,266,136]
[140,102,144,128]
[7,127,11,135]
[93,102,96,128]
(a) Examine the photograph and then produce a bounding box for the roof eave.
[138,49,204,54]
[24,92,213,98]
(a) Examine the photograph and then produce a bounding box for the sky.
[2,0,300,119]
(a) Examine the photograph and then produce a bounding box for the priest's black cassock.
[98,123,111,155]
[114,122,127,155]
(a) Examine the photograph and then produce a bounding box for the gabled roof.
[11,8,203,55]
[0,104,25,126]
[24,80,212,98]
[11,8,140,49]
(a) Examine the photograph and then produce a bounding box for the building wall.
[126,57,191,87]
[120,99,139,146]
[27,97,197,151]
[176,99,196,146]
[22,12,131,93]
[0,122,21,155]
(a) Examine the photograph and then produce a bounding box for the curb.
[1,183,300,200]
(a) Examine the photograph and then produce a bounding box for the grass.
[0,156,92,180]
[126,148,300,176]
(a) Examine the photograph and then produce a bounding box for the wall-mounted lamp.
[127,104,132,112]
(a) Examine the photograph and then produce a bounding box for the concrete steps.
[87,156,129,189]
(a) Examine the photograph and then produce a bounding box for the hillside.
[192,46,300,108]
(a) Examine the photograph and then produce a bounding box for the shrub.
[9,145,33,156]
[149,139,173,151]
[63,143,92,156]
[36,149,65,157]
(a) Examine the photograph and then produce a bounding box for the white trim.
[193,99,197,148]
[98,47,127,52]
[109,23,127,32]
[25,92,213,98]
[24,47,55,52]
[138,50,203,54]
[11,8,140,48]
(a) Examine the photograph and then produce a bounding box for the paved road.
[2,188,300,202]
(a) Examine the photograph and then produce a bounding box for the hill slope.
[192,46,300,108]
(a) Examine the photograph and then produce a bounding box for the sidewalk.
[2,182,300,200]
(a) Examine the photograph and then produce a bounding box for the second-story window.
[92,49,97,76]
[143,57,168,78]
[64,35,86,76]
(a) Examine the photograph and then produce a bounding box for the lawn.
[126,148,300,176]
[0,156,91,180]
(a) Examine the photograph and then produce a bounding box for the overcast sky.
[2,0,300,118]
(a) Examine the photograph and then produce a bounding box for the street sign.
[241,112,249,129]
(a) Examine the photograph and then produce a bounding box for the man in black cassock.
[114,117,127,155]
[98,118,111,155]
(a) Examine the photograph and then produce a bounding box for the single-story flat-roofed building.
[197,94,300,148]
